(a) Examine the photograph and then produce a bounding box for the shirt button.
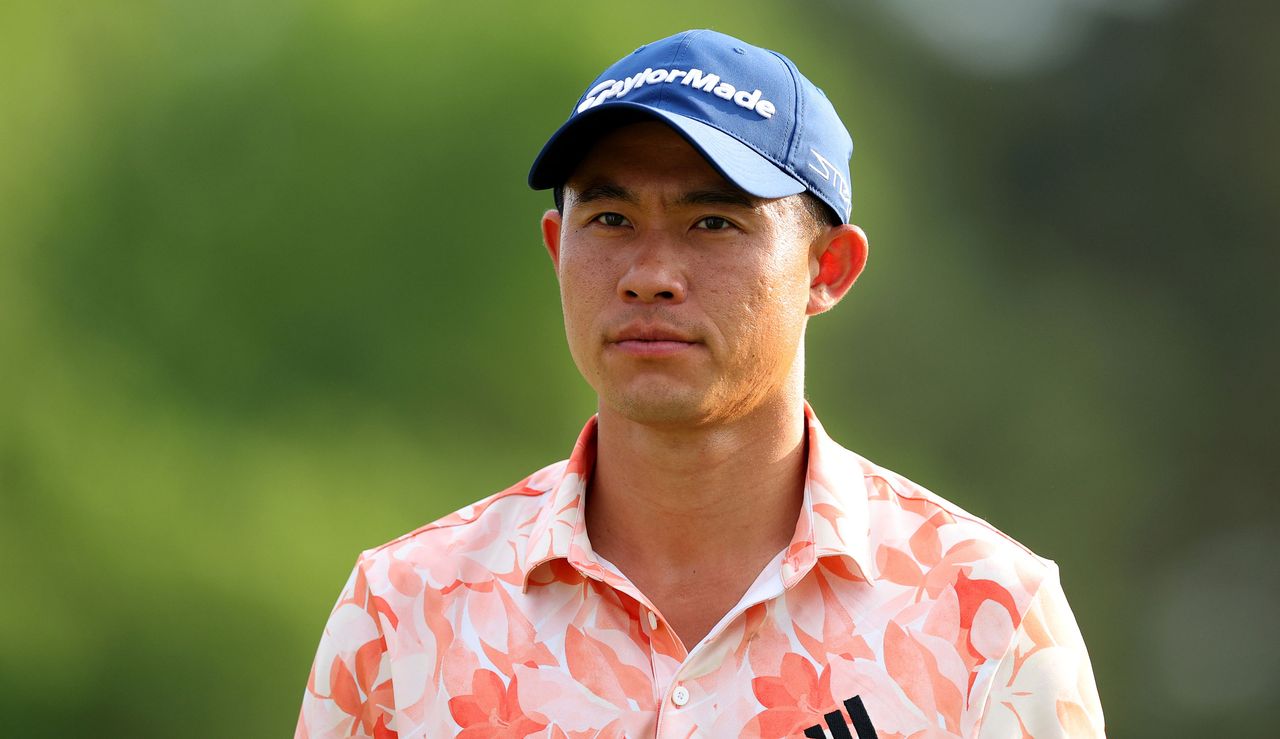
[671,685,690,707]
[647,610,659,630]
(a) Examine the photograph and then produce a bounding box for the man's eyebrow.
[573,182,638,205]
[674,188,761,209]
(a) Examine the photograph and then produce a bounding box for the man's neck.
[584,391,808,648]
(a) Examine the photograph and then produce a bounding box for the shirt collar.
[781,402,878,587]
[520,402,878,592]
[521,416,639,595]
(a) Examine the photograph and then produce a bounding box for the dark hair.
[553,185,839,233]
[796,192,842,232]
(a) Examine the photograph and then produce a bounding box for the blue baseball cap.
[528,29,854,224]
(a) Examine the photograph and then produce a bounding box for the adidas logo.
[801,695,876,739]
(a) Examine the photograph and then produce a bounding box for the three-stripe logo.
[801,694,876,739]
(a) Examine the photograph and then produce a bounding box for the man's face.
[543,121,823,427]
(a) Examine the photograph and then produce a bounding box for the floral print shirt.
[296,404,1104,738]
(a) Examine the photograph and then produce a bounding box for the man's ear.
[807,224,869,315]
[541,209,563,271]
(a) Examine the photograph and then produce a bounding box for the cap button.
[633,45,646,53]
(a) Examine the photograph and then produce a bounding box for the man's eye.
[594,212,629,227]
[696,216,733,231]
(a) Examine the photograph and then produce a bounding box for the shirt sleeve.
[974,563,1105,738]
[295,555,399,739]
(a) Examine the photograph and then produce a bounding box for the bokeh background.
[2,0,1276,736]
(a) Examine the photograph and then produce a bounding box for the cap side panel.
[769,50,806,170]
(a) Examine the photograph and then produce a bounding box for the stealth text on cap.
[577,67,777,119]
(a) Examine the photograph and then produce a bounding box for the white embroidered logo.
[808,148,852,216]
[577,67,776,120]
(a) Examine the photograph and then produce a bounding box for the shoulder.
[852,449,1056,609]
[352,459,568,595]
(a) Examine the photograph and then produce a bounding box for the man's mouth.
[609,322,700,356]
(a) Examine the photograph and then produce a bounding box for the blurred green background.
[2,0,1276,736]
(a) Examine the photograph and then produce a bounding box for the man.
[296,30,1104,738]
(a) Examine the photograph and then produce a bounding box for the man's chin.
[600,387,717,429]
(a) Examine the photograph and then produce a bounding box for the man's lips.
[607,323,700,356]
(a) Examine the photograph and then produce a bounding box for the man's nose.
[617,236,687,304]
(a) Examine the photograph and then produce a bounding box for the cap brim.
[528,102,806,200]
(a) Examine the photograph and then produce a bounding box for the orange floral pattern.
[296,404,1103,737]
